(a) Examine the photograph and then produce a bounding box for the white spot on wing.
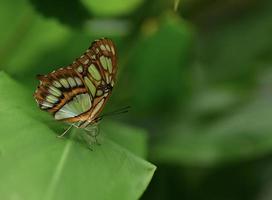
[77,66,83,73]
[100,45,106,51]
[67,77,76,87]
[46,95,58,104]
[105,44,111,51]
[59,78,69,88]
[41,101,53,108]
[106,57,113,73]
[100,56,107,70]
[74,77,82,86]
[53,81,62,88]
[49,86,62,97]
[83,59,89,65]
[111,46,115,55]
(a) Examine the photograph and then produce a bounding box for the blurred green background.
[1,0,272,199]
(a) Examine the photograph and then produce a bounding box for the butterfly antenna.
[102,106,131,116]
[95,106,131,122]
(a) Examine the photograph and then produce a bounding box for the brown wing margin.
[34,68,88,114]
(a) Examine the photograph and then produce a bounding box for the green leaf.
[197,0,272,85]
[188,87,241,117]
[29,0,90,27]
[80,0,144,16]
[150,97,272,167]
[0,72,156,200]
[102,121,148,158]
[0,0,69,75]
[0,0,96,85]
[124,13,193,116]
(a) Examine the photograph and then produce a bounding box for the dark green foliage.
[1,0,272,199]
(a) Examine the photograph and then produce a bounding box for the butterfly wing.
[34,38,117,125]
[72,38,117,90]
[34,68,93,122]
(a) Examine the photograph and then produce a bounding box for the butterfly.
[34,38,118,137]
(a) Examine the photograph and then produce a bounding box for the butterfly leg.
[72,124,80,128]
[57,124,73,138]
[93,126,101,145]
[80,131,95,150]
[84,125,101,145]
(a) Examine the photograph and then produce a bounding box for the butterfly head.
[99,83,113,93]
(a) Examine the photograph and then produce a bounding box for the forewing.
[72,38,117,91]
[70,38,117,121]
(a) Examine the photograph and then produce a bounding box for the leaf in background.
[124,13,193,116]
[0,0,98,87]
[0,0,69,76]
[0,71,156,200]
[29,0,90,27]
[188,87,242,120]
[80,0,144,17]
[150,96,272,166]
[196,0,272,85]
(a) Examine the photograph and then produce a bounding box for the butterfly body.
[34,38,117,129]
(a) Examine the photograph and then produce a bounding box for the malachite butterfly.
[34,38,117,137]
